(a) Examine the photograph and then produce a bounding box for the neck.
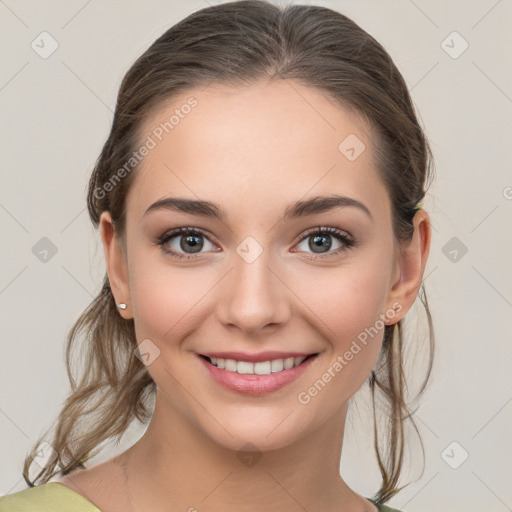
[115,391,374,512]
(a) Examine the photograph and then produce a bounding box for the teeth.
[271,359,283,372]
[207,356,308,375]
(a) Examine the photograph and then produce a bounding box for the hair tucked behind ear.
[23,0,434,503]
[369,285,434,502]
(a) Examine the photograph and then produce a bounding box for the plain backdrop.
[1,1,511,511]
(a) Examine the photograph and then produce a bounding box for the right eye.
[157,227,219,260]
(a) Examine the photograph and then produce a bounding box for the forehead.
[127,79,390,222]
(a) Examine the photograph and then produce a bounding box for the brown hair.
[23,0,434,504]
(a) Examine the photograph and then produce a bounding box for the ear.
[385,209,432,324]
[99,211,132,319]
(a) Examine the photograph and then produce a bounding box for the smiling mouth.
[199,354,318,376]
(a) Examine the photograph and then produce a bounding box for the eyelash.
[156,226,357,261]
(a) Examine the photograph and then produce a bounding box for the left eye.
[294,227,354,257]
[158,228,217,259]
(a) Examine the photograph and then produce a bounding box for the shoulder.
[0,482,101,511]
[367,498,405,512]
[375,503,405,512]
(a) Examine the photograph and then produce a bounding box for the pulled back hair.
[23,0,434,504]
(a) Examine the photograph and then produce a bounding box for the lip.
[197,353,319,396]
[199,351,314,363]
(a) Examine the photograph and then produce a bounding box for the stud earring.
[117,303,127,310]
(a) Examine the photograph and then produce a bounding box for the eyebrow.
[144,194,373,222]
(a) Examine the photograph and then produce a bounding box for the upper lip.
[199,351,317,363]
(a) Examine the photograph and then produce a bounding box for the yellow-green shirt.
[0,483,100,511]
[0,482,403,511]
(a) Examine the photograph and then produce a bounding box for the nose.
[215,246,291,336]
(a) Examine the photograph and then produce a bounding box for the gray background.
[1,1,511,511]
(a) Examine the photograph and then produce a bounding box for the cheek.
[129,265,204,340]
[291,257,392,386]
[127,243,179,333]
[127,243,225,352]
[296,259,391,341]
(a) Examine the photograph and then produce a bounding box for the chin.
[197,406,321,454]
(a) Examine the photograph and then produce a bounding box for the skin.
[59,78,431,512]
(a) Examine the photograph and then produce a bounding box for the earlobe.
[385,209,432,324]
[99,211,132,318]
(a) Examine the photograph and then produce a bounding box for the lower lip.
[198,355,318,396]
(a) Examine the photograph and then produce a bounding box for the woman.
[0,1,434,511]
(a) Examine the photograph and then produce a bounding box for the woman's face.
[102,79,420,452]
